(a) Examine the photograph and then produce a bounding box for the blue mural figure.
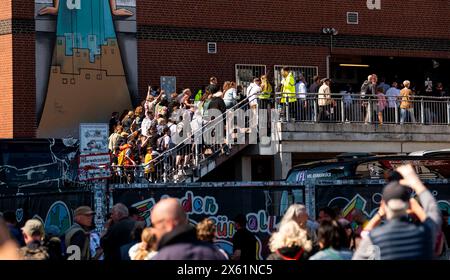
[36,0,136,138]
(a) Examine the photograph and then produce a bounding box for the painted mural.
[0,193,92,235]
[0,139,80,193]
[112,187,305,259]
[316,184,450,233]
[35,0,139,138]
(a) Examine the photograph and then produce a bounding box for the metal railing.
[109,94,255,184]
[107,92,450,185]
[273,93,450,125]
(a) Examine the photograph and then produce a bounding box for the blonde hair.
[279,204,307,228]
[403,80,411,88]
[196,218,216,243]
[269,221,312,253]
[134,228,157,260]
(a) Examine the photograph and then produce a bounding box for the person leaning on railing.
[259,75,273,110]
[318,78,332,121]
[400,80,416,124]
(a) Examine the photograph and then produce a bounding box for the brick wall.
[0,34,13,138]
[137,0,450,39]
[12,33,36,138]
[1,0,450,138]
[137,41,328,99]
[0,0,11,21]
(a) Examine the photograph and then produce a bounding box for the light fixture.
[339,64,370,68]
[322,28,338,36]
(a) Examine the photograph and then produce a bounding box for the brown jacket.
[400,88,413,109]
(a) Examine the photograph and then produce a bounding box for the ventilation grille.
[347,12,359,24]
[207,42,217,54]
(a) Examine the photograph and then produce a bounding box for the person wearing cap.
[19,219,49,260]
[353,165,442,260]
[63,206,95,260]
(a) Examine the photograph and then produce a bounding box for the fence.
[109,93,256,184]
[273,93,450,125]
[107,93,450,185]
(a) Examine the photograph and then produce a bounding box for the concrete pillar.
[241,156,252,182]
[274,152,292,180]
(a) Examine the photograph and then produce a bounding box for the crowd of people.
[107,75,273,183]
[1,165,449,260]
[106,70,449,183]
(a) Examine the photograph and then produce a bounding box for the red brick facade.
[1,0,450,138]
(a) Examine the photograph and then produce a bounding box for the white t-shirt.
[296,82,307,98]
[141,117,154,137]
[385,87,401,108]
[246,83,262,106]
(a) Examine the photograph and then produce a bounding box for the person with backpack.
[63,206,95,260]
[118,139,137,183]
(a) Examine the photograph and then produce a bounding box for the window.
[273,65,318,90]
[347,12,359,25]
[235,64,267,88]
[207,42,217,54]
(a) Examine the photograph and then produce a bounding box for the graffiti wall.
[0,139,80,193]
[112,186,305,259]
[316,183,450,232]
[0,191,92,235]
[35,0,139,138]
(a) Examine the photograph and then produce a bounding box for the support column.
[240,156,252,182]
[274,152,292,180]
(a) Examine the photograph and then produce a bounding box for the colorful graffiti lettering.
[180,191,218,215]
[209,216,235,239]
[247,210,277,234]
[131,197,156,225]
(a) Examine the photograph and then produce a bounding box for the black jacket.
[152,224,227,260]
[101,218,136,260]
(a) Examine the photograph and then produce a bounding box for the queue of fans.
[106,71,449,183]
[1,165,449,260]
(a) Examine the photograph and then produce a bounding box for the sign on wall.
[35,0,138,138]
[79,124,109,155]
[78,153,112,181]
[367,0,381,10]
[160,76,177,96]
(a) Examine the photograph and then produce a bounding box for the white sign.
[66,0,81,10]
[367,0,381,10]
[79,123,109,155]
[79,153,111,181]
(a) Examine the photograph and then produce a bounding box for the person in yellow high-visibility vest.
[259,75,273,110]
[280,67,298,121]
[281,67,296,103]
